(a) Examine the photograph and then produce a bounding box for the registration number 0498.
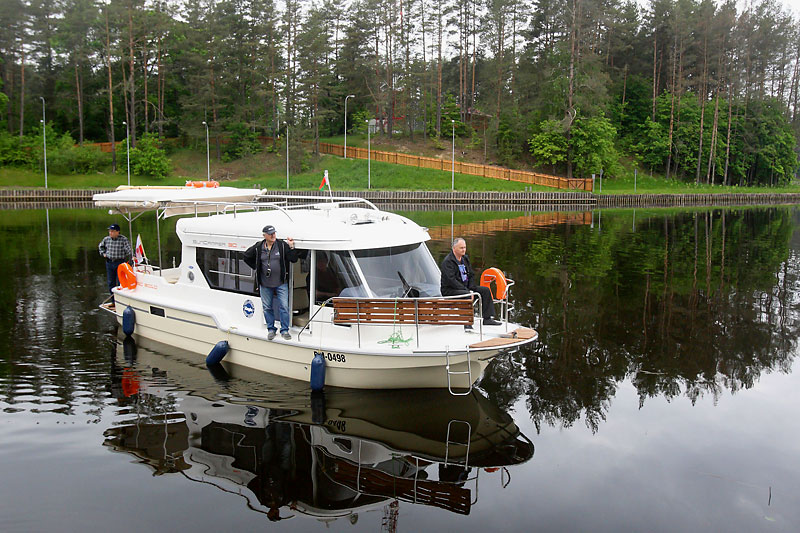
[314,351,346,363]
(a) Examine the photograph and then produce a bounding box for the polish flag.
[318,170,329,190]
[135,234,147,265]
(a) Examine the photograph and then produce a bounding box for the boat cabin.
[174,202,443,327]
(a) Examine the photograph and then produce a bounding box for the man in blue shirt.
[243,225,299,340]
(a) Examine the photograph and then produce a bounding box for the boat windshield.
[354,243,442,298]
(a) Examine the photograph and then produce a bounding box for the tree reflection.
[480,208,800,433]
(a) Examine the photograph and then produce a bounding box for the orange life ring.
[480,267,508,300]
[117,262,137,290]
[185,180,219,188]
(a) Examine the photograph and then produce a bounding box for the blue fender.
[206,340,229,365]
[310,352,326,391]
[122,306,136,336]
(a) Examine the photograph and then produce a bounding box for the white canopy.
[93,185,265,217]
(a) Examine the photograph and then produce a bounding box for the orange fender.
[185,180,219,188]
[117,262,137,290]
[480,267,508,300]
[121,369,140,397]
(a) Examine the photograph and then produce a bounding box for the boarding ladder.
[444,419,472,468]
[445,345,473,396]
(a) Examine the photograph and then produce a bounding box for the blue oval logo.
[243,299,255,318]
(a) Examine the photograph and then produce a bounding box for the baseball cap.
[262,225,276,234]
[108,223,121,231]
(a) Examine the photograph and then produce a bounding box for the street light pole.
[40,97,47,189]
[123,120,130,186]
[285,122,289,190]
[451,120,455,191]
[344,94,354,159]
[367,120,371,189]
[202,121,210,180]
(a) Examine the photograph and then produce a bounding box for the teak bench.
[332,297,474,326]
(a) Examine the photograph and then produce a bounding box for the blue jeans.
[261,283,290,334]
[105,260,124,301]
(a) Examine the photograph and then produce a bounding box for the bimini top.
[176,203,430,251]
[93,185,265,216]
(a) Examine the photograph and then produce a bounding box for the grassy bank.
[3,147,798,194]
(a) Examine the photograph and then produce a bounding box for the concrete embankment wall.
[596,193,800,208]
[2,188,800,209]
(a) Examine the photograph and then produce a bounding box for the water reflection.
[104,337,534,522]
[437,208,800,433]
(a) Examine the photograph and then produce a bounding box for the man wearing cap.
[243,225,299,340]
[98,223,133,304]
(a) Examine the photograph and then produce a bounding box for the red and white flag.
[318,170,329,190]
[134,234,147,265]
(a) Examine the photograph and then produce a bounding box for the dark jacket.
[440,251,476,294]
[243,239,299,289]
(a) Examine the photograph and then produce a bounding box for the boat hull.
[112,291,500,389]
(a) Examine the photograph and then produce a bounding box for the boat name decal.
[314,350,346,363]
[326,419,346,432]
[191,239,238,248]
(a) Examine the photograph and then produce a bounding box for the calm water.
[1,206,799,532]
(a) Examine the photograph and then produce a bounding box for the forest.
[1,0,799,186]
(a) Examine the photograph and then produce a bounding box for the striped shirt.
[99,235,132,262]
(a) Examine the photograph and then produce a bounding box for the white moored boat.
[94,185,537,392]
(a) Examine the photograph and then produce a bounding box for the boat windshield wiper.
[397,271,419,298]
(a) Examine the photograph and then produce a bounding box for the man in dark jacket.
[243,225,299,340]
[440,237,501,326]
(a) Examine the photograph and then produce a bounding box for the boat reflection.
[104,337,534,522]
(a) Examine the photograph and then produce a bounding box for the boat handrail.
[256,193,380,211]
[296,292,485,344]
[153,199,296,221]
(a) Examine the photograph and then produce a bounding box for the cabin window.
[354,243,441,298]
[314,250,366,304]
[196,247,257,295]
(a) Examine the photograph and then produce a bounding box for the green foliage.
[0,125,107,173]
[426,93,466,138]
[0,131,34,166]
[630,119,670,170]
[350,110,372,134]
[528,114,619,177]
[128,133,171,178]
[0,91,7,128]
[529,119,568,169]
[495,111,524,166]
[571,115,620,178]
[222,122,261,162]
[48,143,107,174]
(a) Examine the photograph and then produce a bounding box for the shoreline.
[2,188,800,209]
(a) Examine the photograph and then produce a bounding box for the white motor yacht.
[94,185,537,392]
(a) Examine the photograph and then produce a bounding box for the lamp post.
[285,122,289,189]
[202,121,210,180]
[40,97,47,189]
[451,120,455,191]
[366,120,371,189]
[122,120,130,186]
[344,94,354,159]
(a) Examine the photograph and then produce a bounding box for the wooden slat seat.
[333,297,474,326]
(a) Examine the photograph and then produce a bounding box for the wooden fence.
[319,142,592,191]
[426,212,593,241]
